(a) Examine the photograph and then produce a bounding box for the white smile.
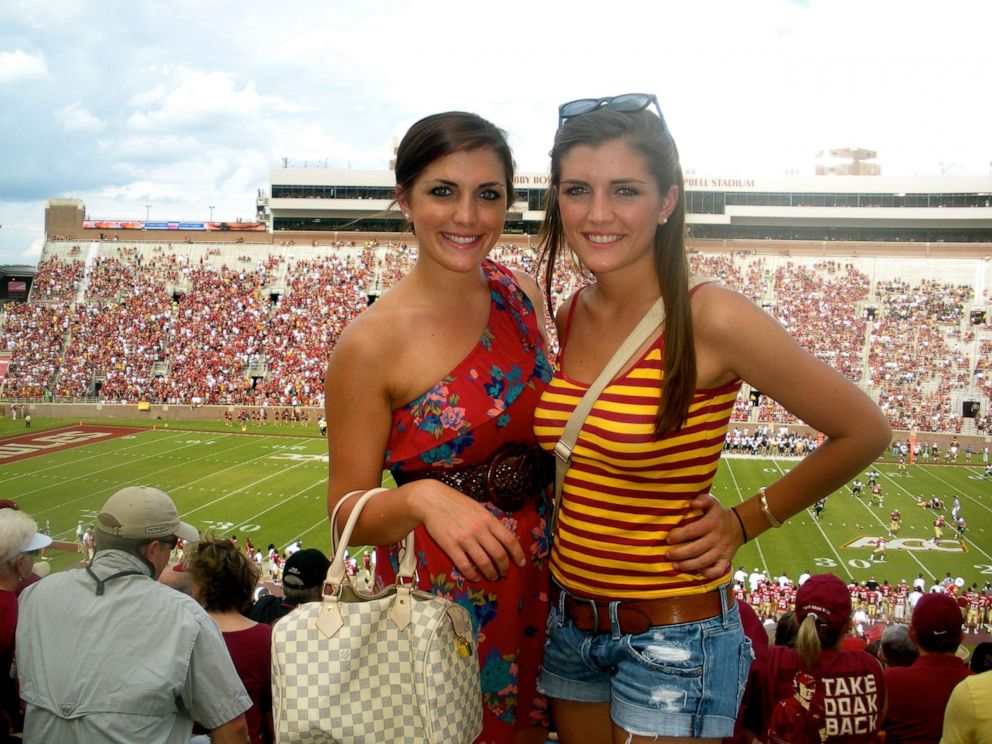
[586,234,623,244]
[442,233,479,245]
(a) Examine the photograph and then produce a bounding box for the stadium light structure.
[145,204,151,221]
[209,205,215,221]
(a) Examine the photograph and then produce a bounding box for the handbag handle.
[551,274,706,534]
[324,487,416,590]
[329,489,364,553]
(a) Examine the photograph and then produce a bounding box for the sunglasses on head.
[557,93,667,130]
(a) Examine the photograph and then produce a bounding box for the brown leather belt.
[552,584,731,635]
[395,443,553,512]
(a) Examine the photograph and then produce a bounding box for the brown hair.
[186,533,259,614]
[539,107,694,435]
[394,111,516,211]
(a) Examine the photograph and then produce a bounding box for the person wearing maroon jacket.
[743,573,886,744]
[884,592,972,743]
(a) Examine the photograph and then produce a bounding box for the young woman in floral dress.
[325,111,553,743]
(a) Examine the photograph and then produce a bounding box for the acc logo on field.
[843,536,965,553]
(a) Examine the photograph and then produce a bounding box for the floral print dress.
[380,259,553,742]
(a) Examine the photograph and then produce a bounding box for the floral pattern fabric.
[380,260,552,741]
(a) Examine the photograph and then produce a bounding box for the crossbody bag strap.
[550,274,707,535]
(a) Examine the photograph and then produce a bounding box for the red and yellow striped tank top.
[534,294,741,600]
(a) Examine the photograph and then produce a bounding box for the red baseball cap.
[795,574,852,630]
[912,592,963,640]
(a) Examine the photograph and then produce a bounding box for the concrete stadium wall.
[15,402,323,426]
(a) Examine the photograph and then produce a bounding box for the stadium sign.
[844,536,965,553]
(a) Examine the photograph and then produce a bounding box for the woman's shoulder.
[334,290,414,363]
[484,259,534,298]
[690,282,762,340]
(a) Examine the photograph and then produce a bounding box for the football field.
[717,455,992,588]
[2,422,991,587]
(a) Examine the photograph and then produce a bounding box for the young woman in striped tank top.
[532,95,891,743]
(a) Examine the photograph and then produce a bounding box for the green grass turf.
[717,455,992,589]
[0,421,379,576]
[4,417,991,589]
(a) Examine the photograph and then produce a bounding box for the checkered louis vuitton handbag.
[271,488,483,743]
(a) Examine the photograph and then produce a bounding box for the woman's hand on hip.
[664,493,743,579]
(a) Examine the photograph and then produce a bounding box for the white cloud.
[22,236,44,262]
[55,102,104,133]
[126,68,304,132]
[0,49,48,84]
[2,0,992,263]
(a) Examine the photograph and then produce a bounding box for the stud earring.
[403,212,411,220]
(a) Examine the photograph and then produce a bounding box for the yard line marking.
[177,457,315,518]
[846,467,933,579]
[960,534,992,562]
[22,433,228,506]
[42,435,288,539]
[0,429,186,484]
[286,515,337,550]
[724,459,771,576]
[769,460,848,571]
[923,468,992,515]
[212,477,326,539]
[28,434,266,516]
[282,473,395,550]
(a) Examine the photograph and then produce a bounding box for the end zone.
[0,425,147,464]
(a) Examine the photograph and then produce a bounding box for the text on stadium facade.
[685,178,757,188]
[511,176,758,189]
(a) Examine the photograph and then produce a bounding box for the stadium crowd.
[731,566,992,635]
[2,243,991,436]
[6,491,990,744]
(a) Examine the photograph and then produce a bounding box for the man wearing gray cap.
[16,486,251,743]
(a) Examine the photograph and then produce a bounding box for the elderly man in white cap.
[16,486,251,743]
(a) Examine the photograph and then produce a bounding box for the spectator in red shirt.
[744,573,886,743]
[884,592,972,743]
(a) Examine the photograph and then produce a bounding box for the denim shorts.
[538,583,754,739]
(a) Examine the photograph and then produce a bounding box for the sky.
[1,0,991,265]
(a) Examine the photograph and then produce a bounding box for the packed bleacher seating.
[2,240,992,435]
[28,256,84,302]
[254,253,371,406]
[870,279,975,432]
[1,303,71,397]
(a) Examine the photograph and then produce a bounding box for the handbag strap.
[329,489,365,553]
[325,487,416,589]
[550,274,707,533]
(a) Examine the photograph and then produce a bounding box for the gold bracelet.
[759,487,783,528]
